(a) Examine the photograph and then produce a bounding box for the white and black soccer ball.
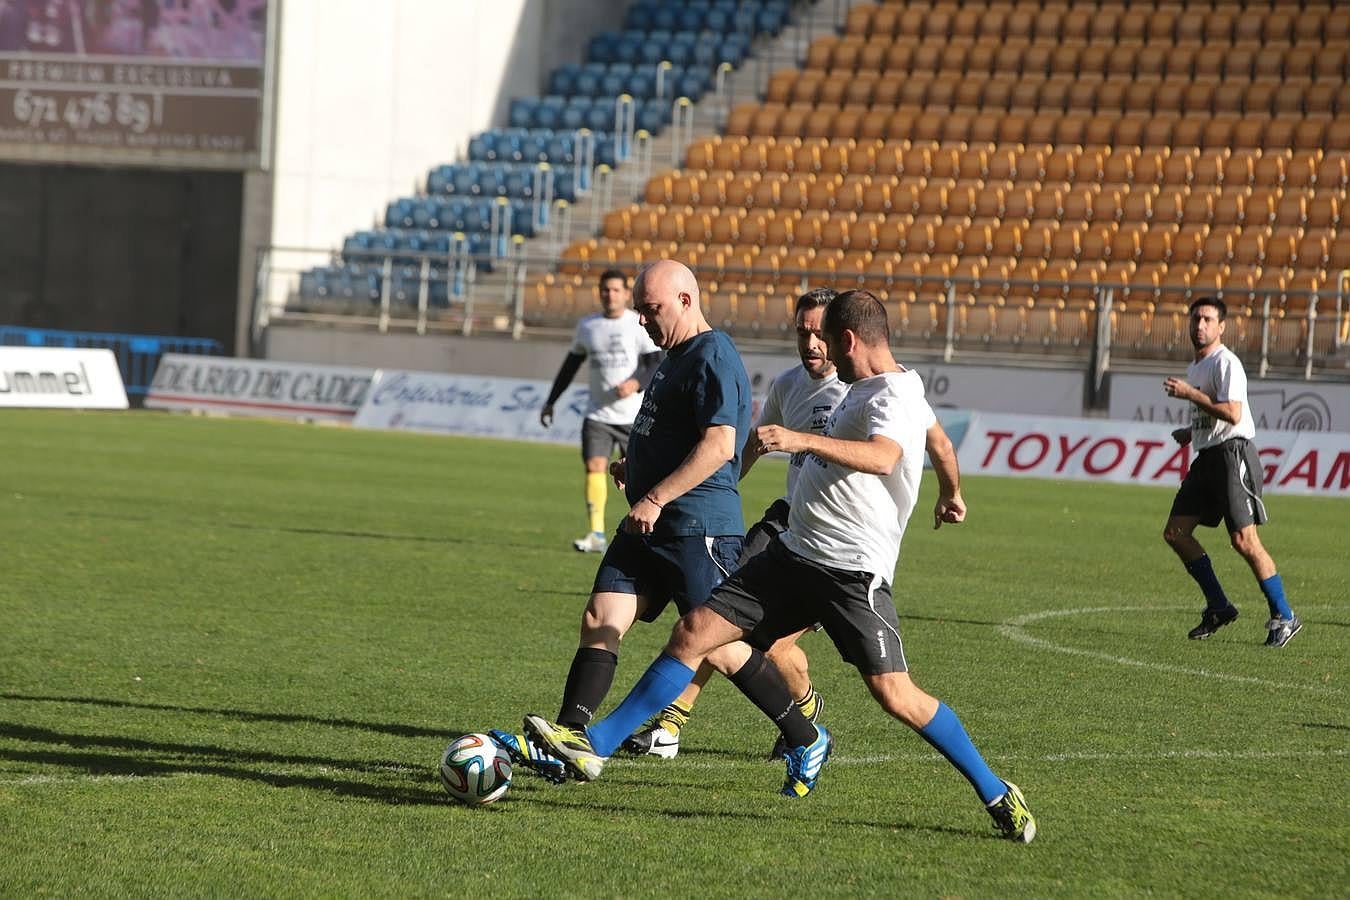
[438,733,512,806]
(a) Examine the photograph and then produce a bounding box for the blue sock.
[586,654,695,757]
[917,702,1007,806]
[1259,573,1293,619]
[1184,555,1230,610]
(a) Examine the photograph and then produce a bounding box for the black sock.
[728,649,818,748]
[557,647,618,727]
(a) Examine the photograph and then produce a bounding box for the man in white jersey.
[541,269,662,552]
[526,291,1036,841]
[624,287,968,760]
[1163,296,1302,647]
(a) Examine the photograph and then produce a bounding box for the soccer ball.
[438,733,512,806]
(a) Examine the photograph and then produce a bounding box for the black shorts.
[592,530,744,623]
[704,537,909,675]
[737,497,791,567]
[581,418,631,461]
[1170,437,1269,532]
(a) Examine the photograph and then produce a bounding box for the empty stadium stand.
[527,0,1350,368]
[280,0,1349,374]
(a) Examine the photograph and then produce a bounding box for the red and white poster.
[958,412,1350,498]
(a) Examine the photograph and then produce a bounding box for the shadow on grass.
[1298,722,1350,732]
[0,722,452,806]
[0,746,448,805]
[903,613,1004,629]
[521,790,985,838]
[72,509,542,551]
[0,692,453,739]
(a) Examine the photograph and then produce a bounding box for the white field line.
[997,605,1343,695]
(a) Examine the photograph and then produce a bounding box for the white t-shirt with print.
[781,369,936,580]
[757,365,847,500]
[1186,344,1256,450]
[570,310,660,425]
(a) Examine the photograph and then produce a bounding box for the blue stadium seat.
[462,201,488,233]
[705,5,732,33]
[510,199,536,237]
[502,168,530,199]
[599,68,626,97]
[650,6,677,31]
[299,269,326,299]
[670,71,695,102]
[637,100,670,134]
[478,166,505,197]
[629,69,656,99]
[573,67,601,97]
[676,6,704,31]
[614,33,643,64]
[467,134,492,162]
[390,265,421,305]
[544,132,573,165]
[625,3,653,31]
[342,231,375,261]
[585,101,614,134]
[549,63,582,96]
[589,31,620,64]
[409,198,436,229]
[555,169,577,203]
[721,35,750,67]
[756,3,786,36]
[509,98,537,129]
[518,131,546,163]
[595,134,618,167]
[385,198,414,229]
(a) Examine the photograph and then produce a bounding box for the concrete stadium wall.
[266,0,630,257]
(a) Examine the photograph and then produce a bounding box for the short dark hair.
[794,287,836,316]
[598,269,627,288]
[823,290,890,345]
[1189,296,1227,320]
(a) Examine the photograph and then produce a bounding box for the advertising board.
[0,345,127,408]
[0,0,268,168]
[146,354,373,420]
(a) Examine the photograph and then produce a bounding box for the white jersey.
[782,369,936,580]
[757,365,846,500]
[570,310,659,425]
[1186,344,1256,450]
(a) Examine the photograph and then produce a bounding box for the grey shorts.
[704,537,909,675]
[1170,437,1268,532]
[581,418,631,461]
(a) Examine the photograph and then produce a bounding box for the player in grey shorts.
[1163,296,1302,648]
[540,269,662,553]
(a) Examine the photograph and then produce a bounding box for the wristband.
[645,494,664,508]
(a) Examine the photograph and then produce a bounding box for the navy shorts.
[704,537,909,675]
[592,530,744,622]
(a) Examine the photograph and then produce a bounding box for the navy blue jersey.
[625,330,751,537]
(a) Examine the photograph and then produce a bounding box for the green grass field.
[1,410,1345,897]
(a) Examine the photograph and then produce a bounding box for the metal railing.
[1,326,222,400]
[254,248,1350,381]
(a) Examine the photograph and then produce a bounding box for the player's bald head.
[634,259,700,307]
